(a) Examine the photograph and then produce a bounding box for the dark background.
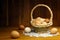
[0,0,60,27]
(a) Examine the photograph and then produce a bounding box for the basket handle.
[31,4,53,22]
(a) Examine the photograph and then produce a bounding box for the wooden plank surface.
[0,27,60,40]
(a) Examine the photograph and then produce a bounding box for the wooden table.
[0,27,60,40]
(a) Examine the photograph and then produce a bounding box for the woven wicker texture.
[31,4,53,27]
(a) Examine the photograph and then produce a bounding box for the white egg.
[11,30,20,38]
[40,18,45,22]
[25,27,31,33]
[36,17,45,22]
[36,17,41,21]
[42,22,47,25]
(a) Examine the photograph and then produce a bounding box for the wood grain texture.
[0,26,60,40]
[1,0,60,27]
[19,0,60,26]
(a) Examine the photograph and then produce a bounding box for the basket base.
[34,27,49,33]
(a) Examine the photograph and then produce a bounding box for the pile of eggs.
[11,25,58,39]
[31,17,50,27]
[11,25,31,39]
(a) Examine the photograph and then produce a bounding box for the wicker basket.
[30,4,53,33]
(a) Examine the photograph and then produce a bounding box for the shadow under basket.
[34,27,49,33]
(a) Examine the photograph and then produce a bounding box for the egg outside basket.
[30,4,53,33]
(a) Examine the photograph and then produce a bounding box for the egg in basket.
[30,4,53,33]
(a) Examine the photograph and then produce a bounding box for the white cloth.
[23,31,59,37]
